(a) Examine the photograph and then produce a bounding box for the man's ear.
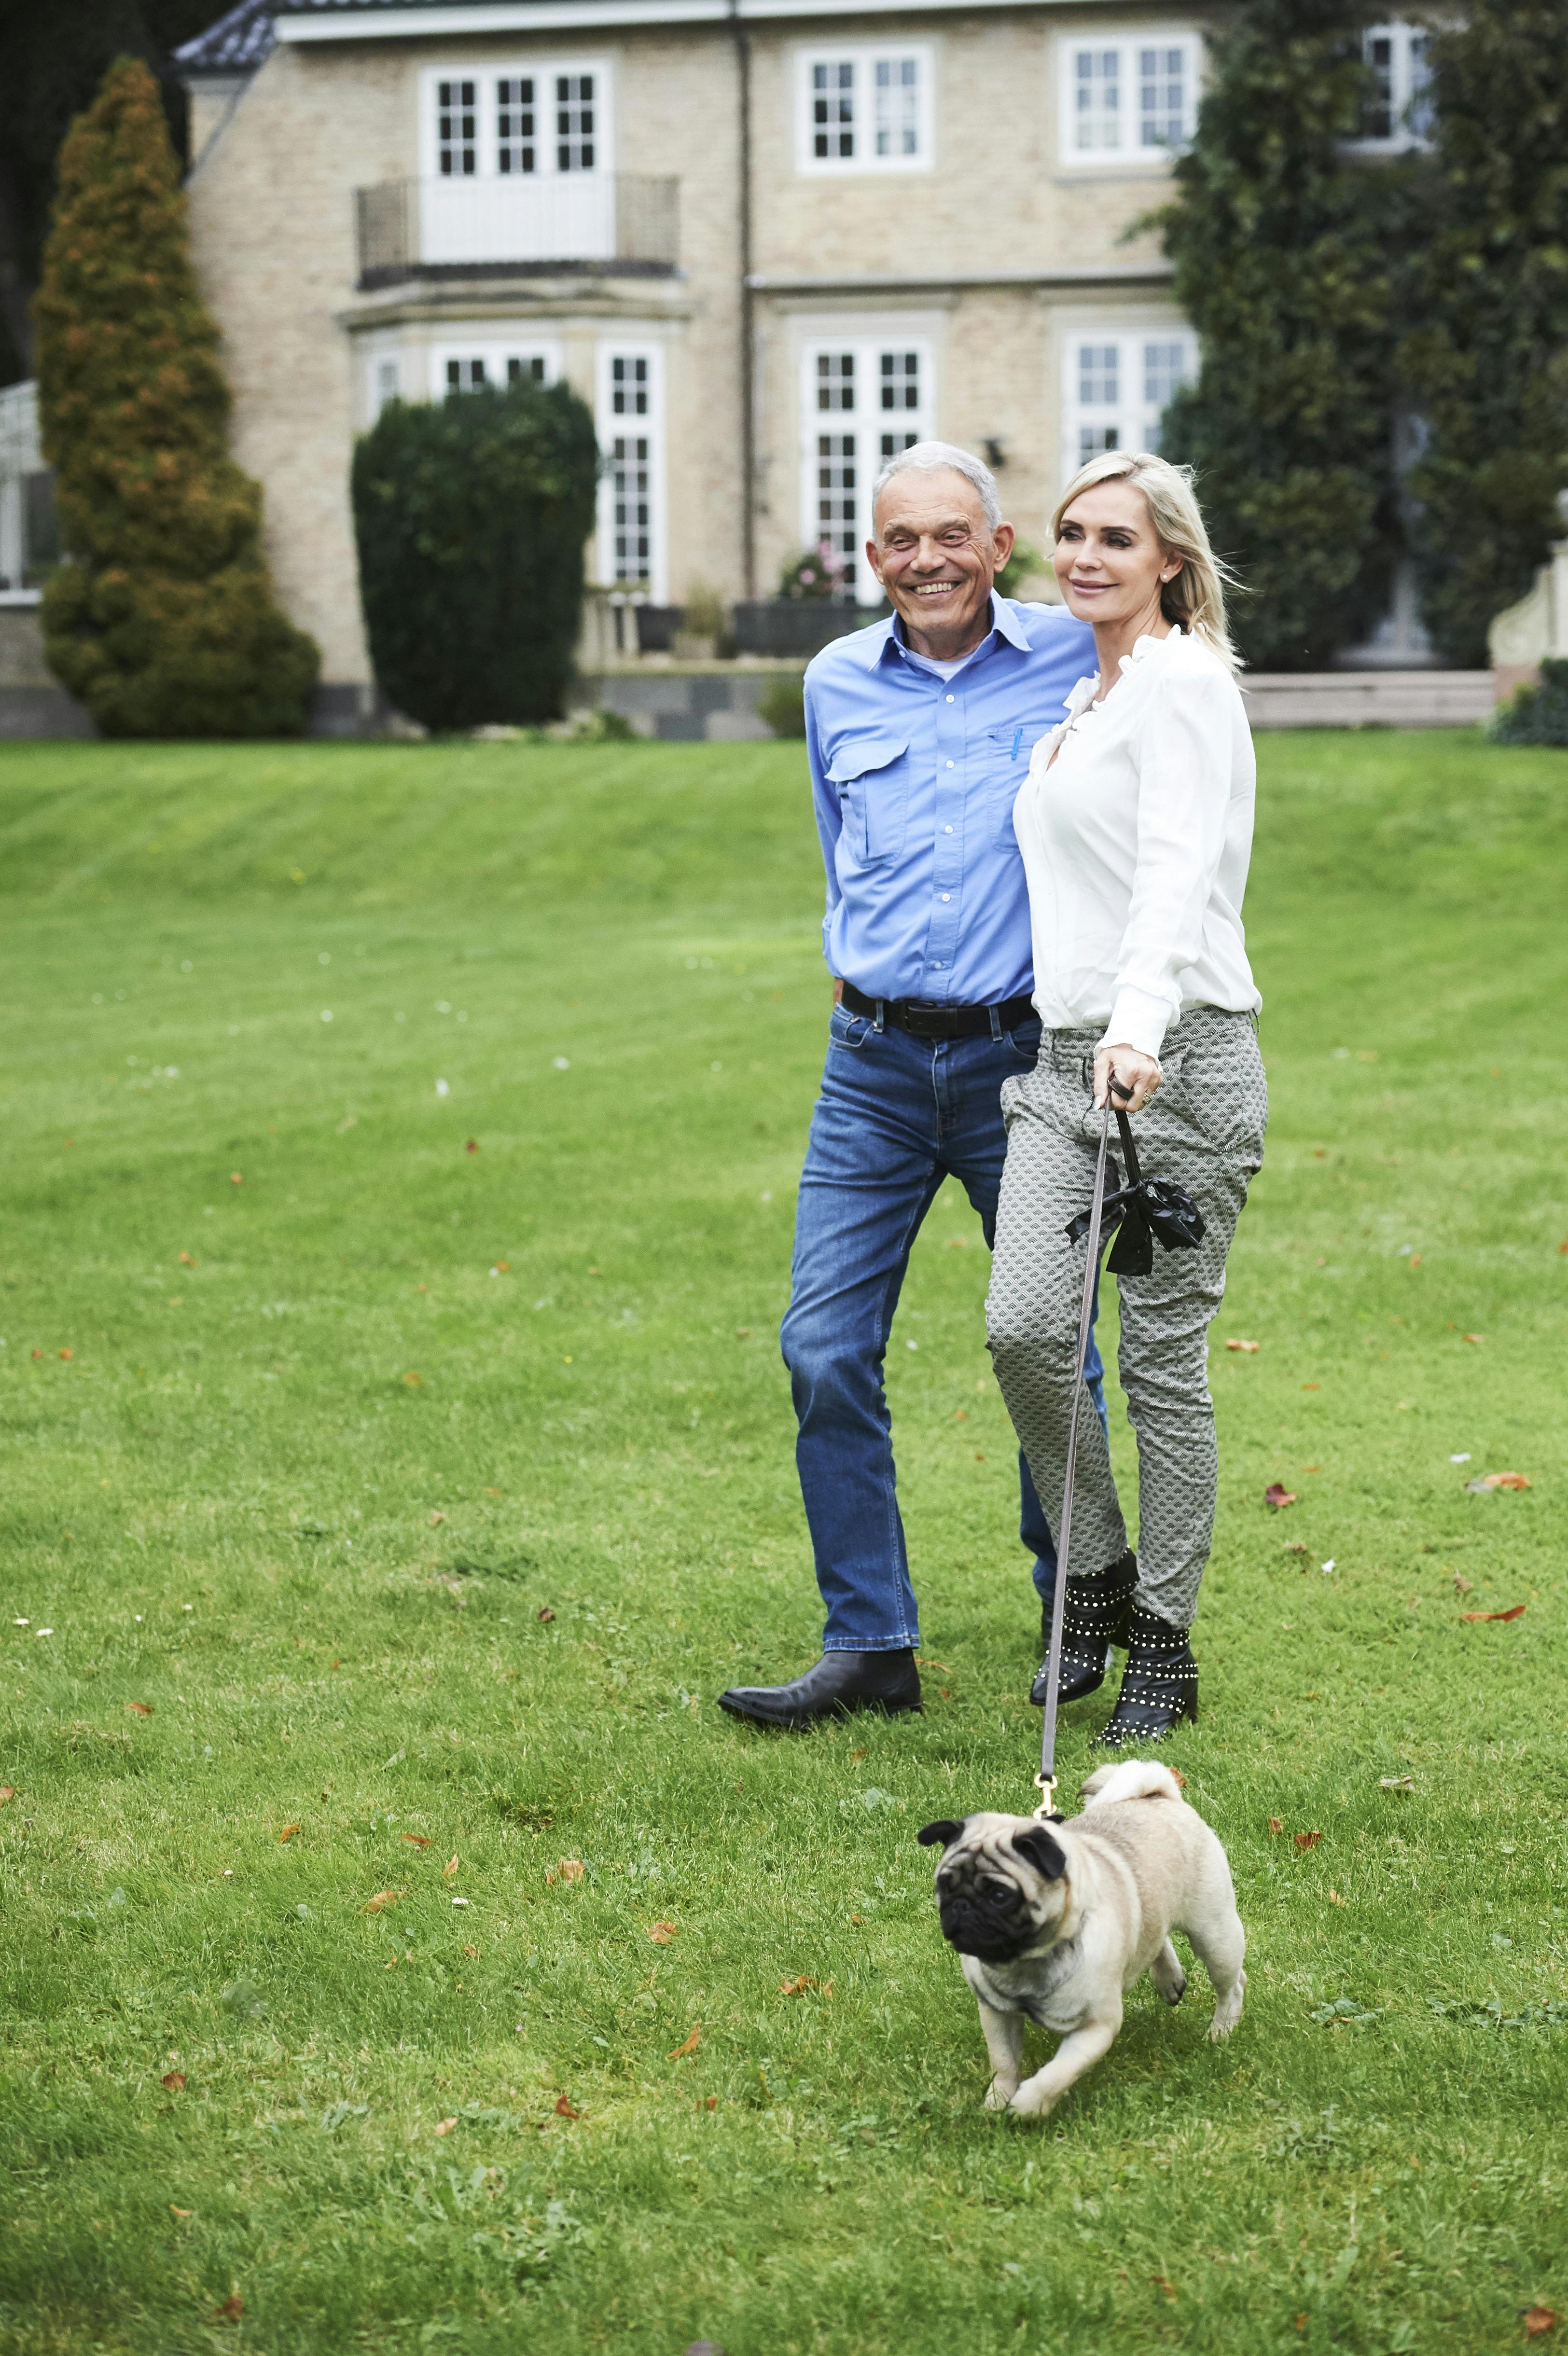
[1012,1824,1066,1880]
[865,535,884,586]
[917,1819,965,1849]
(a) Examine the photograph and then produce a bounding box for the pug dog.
[918,1757,1246,2118]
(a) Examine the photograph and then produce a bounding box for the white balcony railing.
[356,175,679,285]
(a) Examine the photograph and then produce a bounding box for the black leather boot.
[1096,1604,1198,1746]
[1029,1547,1137,1707]
[717,1649,922,1730]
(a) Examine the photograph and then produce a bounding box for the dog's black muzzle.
[937,1895,1032,1965]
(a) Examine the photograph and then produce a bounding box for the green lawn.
[0,729,1564,2356]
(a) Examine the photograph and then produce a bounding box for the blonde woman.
[986,450,1265,1746]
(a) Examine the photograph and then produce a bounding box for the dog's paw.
[983,2076,1020,2111]
[1207,2012,1240,2042]
[1006,2081,1054,2120]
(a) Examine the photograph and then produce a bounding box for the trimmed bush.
[352,379,599,731]
[1152,0,1408,670]
[33,58,319,738]
[1401,0,1568,666]
[1490,658,1568,747]
[756,674,806,738]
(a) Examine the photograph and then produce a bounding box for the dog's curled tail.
[1079,1758,1184,1809]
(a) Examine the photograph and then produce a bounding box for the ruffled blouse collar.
[1047,626,1182,755]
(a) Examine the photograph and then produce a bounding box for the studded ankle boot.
[1096,1604,1198,1746]
[1029,1547,1138,1707]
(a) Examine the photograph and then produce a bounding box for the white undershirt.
[903,646,978,682]
[1012,627,1262,1058]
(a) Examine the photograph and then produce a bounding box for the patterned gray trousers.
[986,1007,1267,1630]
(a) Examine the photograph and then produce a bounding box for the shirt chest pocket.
[986,719,1060,848]
[828,736,910,867]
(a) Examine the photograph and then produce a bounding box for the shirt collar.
[854,589,1026,670]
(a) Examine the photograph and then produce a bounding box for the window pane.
[879,430,919,460]
[437,79,477,177]
[507,356,548,385]
[611,434,652,582]
[556,72,595,172]
[1078,343,1119,407]
[1078,423,1120,462]
[815,432,859,564]
[611,356,650,417]
[1406,31,1434,141]
[1137,44,1187,150]
[1073,48,1122,152]
[1362,31,1394,140]
[446,358,487,391]
[816,351,856,413]
[1142,339,1191,410]
[873,55,920,159]
[812,59,856,160]
[497,76,535,175]
[879,350,920,413]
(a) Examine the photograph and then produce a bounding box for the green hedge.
[352,380,599,731]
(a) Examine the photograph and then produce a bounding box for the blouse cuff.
[1100,986,1173,1063]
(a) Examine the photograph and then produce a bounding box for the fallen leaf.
[465,1139,479,1153]
[1264,1484,1297,1510]
[0,1787,14,1805]
[1453,1573,1474,1594]
[229,1172,243,1187]
[1301,1381,1320,1391]
[462,1942,477,1958]
[384,1956,398,1969]
[649,1921,678,1943]
[1225,1338,1260,1353]
[555,2093,580,2117]
[170,2204,192,2218]
[444,1855,458,1880]
[850,1747,867,1761]
[278,1823,299,1842]
[362,1888,404,1913]
[1151,2275,1178,2301]
[1486,1471,1531,1491]
[428,1510,445,1526]
[1269,1817,1284,1835]
[1168,1767,1187,1787]
[1462,1332,1483,1344]
[126,1700,153,1716]
[667,2025,700,2058]
[30,1349,40,1359]
[1408,1253,1422,1269]
[403,1371,422,1387]
[1523,2309,1558,2339]
[705,2094,718,2110]
[213,2288,243,2323]
[1295,1830,1323,1852]
[780,1975,817,1996]
[434,2117,458,2136]
[401,1832,430,1848]
[1284,1540,1310,1556]
[58,1347,72,1361]
[179,1250,196,1266]
[1327,1888,1346,1905]
[537,1606,555,1623]
[161,2071,186,2091]
[1462,1605,1526,1622]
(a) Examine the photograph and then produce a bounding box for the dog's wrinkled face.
[917,1814,1068,1965]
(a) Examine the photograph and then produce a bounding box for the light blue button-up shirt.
[803,593,1096,1005]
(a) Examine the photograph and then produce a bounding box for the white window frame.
[796,43,935,176]
[1056,30,1201,169]
[798,334,936,605]
[1058,320,1198,480]
[1347,21,1433,153]
[596,341,666,602]
[429,339,562,400]
[419,59,612,183]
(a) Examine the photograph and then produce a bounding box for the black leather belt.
[840,979,1037,1039]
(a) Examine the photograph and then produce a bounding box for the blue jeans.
[780,1002,1106,1653]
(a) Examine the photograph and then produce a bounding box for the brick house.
[176,0,1437,715]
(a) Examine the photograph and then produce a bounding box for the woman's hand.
[1093,1042,1162,1114]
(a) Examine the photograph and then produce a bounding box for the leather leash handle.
[1035,1085,1121,1818]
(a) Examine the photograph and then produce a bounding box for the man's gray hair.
[871,439,1002,533]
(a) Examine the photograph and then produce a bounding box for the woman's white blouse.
[1012,626,1261,1060]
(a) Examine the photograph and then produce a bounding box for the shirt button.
[945,694,955,703]
[943,825,953,834]
[941,893,952,903]
[945,759,954,769]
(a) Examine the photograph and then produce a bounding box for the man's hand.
[832,977,844,1006]
[1093,1042,1162,1114]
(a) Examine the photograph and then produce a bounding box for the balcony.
[355,176,680,290]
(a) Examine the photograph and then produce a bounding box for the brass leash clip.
[1033,1771,1058,1823]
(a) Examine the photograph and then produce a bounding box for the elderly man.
[719,441,1105,1730]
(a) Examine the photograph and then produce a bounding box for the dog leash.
[1033,1083,1124,1823]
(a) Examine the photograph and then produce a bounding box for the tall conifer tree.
[33,55,318,737]
[1401,0,1568,666]
[1153,0,1406,669]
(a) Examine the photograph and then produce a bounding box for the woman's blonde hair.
[1051,451,1241,673]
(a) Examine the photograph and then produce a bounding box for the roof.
[175,0,278,73]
